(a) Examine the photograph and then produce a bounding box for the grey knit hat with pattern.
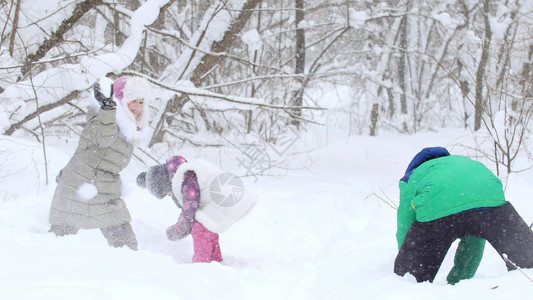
[136,164,172,199]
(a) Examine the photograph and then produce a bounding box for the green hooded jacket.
[397,155,506,284]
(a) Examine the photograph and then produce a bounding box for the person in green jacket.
[394,147,533,284]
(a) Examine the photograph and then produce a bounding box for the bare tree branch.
[190,0,263,84]
[20,0,104,76]
[4,90,81,136]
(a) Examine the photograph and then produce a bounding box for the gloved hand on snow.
[166,223,191,241]
[93,77,115,110]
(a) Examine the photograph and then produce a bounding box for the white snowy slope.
[0,129,532,300]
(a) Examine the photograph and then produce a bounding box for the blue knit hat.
[400,147,450,183]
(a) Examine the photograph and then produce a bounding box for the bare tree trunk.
[113,6,123,46]
[460,78,470,128]
[474,0,492,131]
[27,68,49,184]
[520,43,533,97]
[398,12,408,115]
[8,0,22,57]
[149,93,188,148]
[494,14,517,91]
[190,0,262,84]
[369,103,379,136]
[290,0,305,128]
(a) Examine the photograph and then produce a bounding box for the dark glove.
[94,82,116,110]
[166,223,191,241]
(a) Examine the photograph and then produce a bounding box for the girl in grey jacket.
[48,76,152,250]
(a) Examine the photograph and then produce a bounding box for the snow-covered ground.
[1,129,532,299]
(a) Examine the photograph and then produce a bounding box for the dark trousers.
[394,202,533,282]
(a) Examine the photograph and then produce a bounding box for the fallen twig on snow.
[502,254,533,284]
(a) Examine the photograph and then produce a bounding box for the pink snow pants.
[191,222,223,263]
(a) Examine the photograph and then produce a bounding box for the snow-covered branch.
[1,0,171,134]
[126,71,325,111]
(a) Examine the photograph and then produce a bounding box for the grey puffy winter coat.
[49,108,134,229]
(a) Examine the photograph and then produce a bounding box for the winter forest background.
[1,0,532,178]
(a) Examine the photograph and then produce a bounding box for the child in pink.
[165,156,222,262]
[137,155,256,263]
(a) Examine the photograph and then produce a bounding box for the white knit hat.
[113,76,152,128]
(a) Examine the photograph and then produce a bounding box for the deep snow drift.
[1,129,532,299]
